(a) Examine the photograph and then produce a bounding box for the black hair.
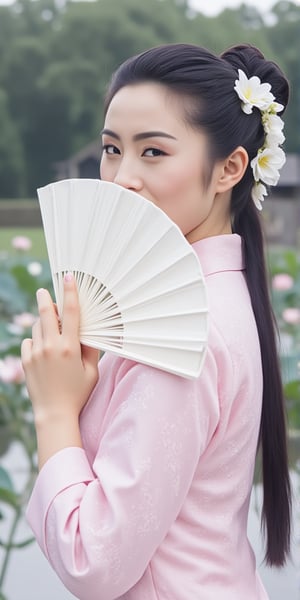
[104,43,291,567]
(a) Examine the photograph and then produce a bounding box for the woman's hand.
[21,273,100,468]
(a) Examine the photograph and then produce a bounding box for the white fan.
[37,178,209,379]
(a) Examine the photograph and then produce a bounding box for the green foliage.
[268,246,300,430]
[265,1,300,152]
[285,381,300,429]
[0,90,25,197]
[0,238,51,597]
[0,0,299,198]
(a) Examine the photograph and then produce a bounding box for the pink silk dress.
[26,234,269,599]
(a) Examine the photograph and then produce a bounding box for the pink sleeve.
[26,358,219,600]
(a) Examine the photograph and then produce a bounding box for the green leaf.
[0,272,26,314]
[0,487,19,509]
[287,403,300,430]
[284,379,300,401]
[282,250,299,279]
[0,426,13,457]
[0,466,14,491]
[10,264,38,297]
[285,380,300,429]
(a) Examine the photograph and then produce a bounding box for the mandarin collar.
[192,234,245,277]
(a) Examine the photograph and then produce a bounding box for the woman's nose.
[113,161,143,192]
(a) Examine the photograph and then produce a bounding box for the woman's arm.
[24,276,220,600]
[26,351,220,600]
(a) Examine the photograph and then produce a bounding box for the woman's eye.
[143,148,166,157]
[102,144,120,155]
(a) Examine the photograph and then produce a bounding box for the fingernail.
[36,288,46,301]
[36,288,48,305]
[64,272,73,283]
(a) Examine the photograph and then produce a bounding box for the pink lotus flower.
[13,312,36,330]
[272,273,294,291]
[11,236,32,251]
[282,308,300,324]
[0,356,25,384]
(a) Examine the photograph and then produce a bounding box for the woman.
[22,43,291,599]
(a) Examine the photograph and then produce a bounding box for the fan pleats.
[38,179,209,379]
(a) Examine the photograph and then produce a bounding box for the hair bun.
[221,44,289,111]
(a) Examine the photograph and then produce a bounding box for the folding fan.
[37,178,209,379]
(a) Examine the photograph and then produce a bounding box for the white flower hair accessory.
[234,68,286,210]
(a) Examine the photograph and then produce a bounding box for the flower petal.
[251,146,286,185]
[251,181,267,210]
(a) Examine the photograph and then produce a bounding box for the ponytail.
[233,200,292,566]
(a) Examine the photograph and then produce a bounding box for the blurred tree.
[0,7,21,81]
[0,89,25,198]
[265,0,300,152]
[0,0,299,198]
[2,37,49,194]
[34,60,101,187]
[189,6,275,55]
[12,0,61,35]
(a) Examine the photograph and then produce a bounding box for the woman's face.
[100,83,231,242]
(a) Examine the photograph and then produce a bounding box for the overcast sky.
[1,0,300,13]
[190,0,299,15]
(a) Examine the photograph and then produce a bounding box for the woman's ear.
[216,146,249,193]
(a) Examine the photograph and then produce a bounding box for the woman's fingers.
[60,273,81,344]
[20,337,33,366]
[21,276,100,429]
[30,317,44,356]
[36,288,60,340]
[34,276,80,345]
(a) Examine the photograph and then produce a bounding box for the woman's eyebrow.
[101,128,120,140]
[101,128,177,141]
[133,131,177,141]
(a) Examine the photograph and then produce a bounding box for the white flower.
[263,112,285,147]
[262,112,284,135]
[234,69,275,114]
[251,181,267,211]
[251,146,286,186]
[27,261,42,276]
[265,129,285,147]
[268,101,284,114]
[233,68,286,210]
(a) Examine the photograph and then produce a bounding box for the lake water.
[1,442,299,600]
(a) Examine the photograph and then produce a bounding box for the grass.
[0,199,36,206]
[0,228,48,260]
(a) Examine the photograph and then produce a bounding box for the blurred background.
[0,0,299,598]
